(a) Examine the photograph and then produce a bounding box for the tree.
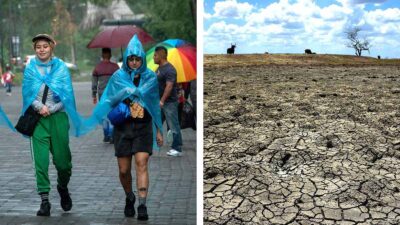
[0,0,87,67]
[52,1,78,64]
[345,27,371,57]
[126,0,196,45]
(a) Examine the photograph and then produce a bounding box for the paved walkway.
[0,82,196,225]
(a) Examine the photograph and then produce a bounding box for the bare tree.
[345,27,371,56]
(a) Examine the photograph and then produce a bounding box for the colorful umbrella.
[87,25,154,49]
[146,39,196,83]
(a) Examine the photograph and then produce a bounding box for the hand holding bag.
[107,102,131,126]
[15,85,49,136]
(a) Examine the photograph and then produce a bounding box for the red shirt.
[2,71,14,83]
[92,61,119,77]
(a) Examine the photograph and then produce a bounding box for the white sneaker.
[167,149,182,157]
[167,130,173,143]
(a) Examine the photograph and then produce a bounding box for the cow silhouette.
[227,43,236,54]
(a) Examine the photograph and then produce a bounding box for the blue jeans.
[5,83,12,93]
[162,101,182,152]
[103,118,113,138]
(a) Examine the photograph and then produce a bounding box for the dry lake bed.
[204,55,400,224]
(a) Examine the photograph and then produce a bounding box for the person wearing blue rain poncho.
[21,34,79,216]
[90,34,163,220]
[0,104,14,130]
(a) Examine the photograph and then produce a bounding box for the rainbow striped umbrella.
[146,39,196,83]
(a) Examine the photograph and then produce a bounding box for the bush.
[13,72,23,86]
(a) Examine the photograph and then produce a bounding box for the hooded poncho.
[88,35,162,150]
[0,105,14,130]
[22,57,91,136]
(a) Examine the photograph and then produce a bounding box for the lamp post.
[11,36,20,58]
[11,36,20,66]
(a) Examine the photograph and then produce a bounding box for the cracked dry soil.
[204,65,400,224]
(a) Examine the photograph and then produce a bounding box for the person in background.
[178,82,191,121]
[0,66,3,87]
[92,48,120,143]
[153,46,183,157]
[2,65,15,96]
[189,79,196,121]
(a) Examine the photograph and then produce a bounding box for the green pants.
[30,112,72,193]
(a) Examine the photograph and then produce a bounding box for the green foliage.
[0,0,87,70]
[88,0,113,7]
[12,71,23,86]
[126,0,196,44]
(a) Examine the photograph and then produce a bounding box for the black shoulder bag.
[15,85,49,136]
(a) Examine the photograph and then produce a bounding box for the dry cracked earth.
[204,65,400,224]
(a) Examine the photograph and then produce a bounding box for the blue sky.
[204,0,400,58]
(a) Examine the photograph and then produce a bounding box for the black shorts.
[113,120,153,157]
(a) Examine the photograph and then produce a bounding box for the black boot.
[57,185,72,211]
[103,136,110,142]
[137,204,149,221]
[36,201,51,216]
[124,196,136,217]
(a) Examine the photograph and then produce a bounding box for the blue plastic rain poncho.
[89,35,162,149]
[22,57,93,136]
[0,105,14,130]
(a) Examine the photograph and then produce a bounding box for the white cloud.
[211,0,254,19]
[246,0,319,26]
[319,4,351,21]
[206,21,241,35]
[337,0,387,7]
[365,8,400,24]
[204,12,213,19]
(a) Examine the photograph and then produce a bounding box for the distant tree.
[52,1,78,64]
[126,0,196,44]
[345,27,371,57]
[88,0,113,7]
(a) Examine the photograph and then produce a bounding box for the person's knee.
[135,160,148,172]
[56,164,72,174]
[169,123,181,133]
[164,105,178,118]
[119,167,131,178]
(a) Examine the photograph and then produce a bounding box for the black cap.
[32,34,56,45]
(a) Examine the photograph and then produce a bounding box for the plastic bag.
[107,102,131,126]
